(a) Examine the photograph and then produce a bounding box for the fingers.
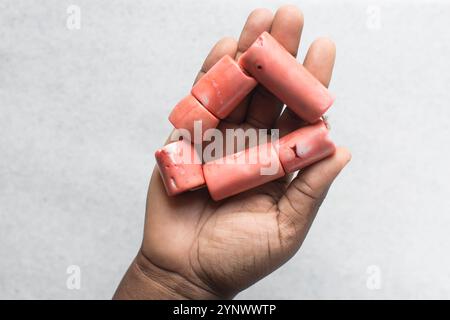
[235,8,274,60]
[270,5,304,57]
[225,8,274,123]
[277,147,351,246]
[193,37,238,85]
[303,37,336,87]
[275,37,336,137]
[245,5,304,129]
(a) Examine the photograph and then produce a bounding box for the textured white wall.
[1,0,450,299]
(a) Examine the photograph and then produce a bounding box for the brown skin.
[114,5,351,300]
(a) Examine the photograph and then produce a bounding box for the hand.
[114,5,351,300]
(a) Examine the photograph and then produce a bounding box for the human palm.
[115,5,351,300]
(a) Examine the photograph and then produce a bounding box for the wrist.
[113,251,222,300]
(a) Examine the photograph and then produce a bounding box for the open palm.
[115,5,351,300]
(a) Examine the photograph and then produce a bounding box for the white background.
[1,0,450,299]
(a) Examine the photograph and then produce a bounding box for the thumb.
[277,147,351,249]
